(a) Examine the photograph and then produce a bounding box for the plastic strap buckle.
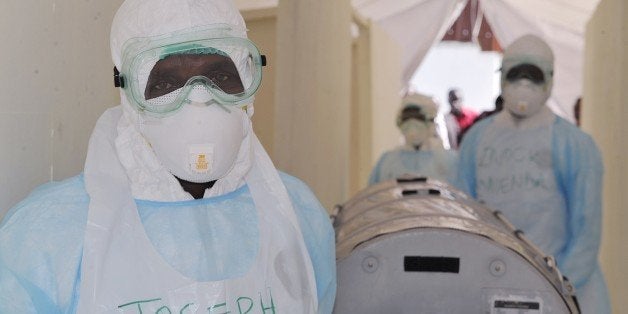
[113,66,125,88]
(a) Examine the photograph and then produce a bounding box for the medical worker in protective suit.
[369,93,458,185]
[0,0,336,313]
[456,34,610,313]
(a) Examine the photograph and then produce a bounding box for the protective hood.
[110,0,246,69]
[398,93,443,150]
[110,0,255,200]
[501,35,554,121]
[501,34,554,91]
[397,93,438,124]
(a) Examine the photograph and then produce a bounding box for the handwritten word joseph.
[117,289,275,314]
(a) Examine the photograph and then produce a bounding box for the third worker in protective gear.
[369,93,458,185]
[456,34,610,313]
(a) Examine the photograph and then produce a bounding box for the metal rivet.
[362,256,379,273]
[490,259,506,277]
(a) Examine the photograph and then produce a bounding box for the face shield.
[117,24,264,116]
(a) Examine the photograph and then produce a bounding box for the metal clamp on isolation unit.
[396,176,428,184]
[330,204,342,225]
[494,210,576,298]
[401,189,441,197]
[544,255,575,296]
[496,211,551,264]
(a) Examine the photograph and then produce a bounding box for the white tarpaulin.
[480,0,601,120]
[352,0,467,91]
[236,0,601,121]
[353,0,602,121]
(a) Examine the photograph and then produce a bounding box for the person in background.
[444,88,478,149]
[475,94,504,123]
[0,0,336,313]
[459,95,504,145]
[456,34,610,313]
[369,93,458,185]
[574,97,582,127]
[460,95,504,143]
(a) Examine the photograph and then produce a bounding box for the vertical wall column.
[349,21,373,195]
[369,24,403,180]
[275,0,352,210]
[349,20,403,195]
[584,0,628,311]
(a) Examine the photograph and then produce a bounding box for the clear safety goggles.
[505,64,545,85]
[397,105,433,126]
[115,25,265,116]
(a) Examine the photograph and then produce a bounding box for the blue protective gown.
[369,147,458,186]
[0,172,336,314]
[456,114,610,313]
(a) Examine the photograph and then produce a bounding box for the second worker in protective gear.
[456,34,610,314]
[369,93,458,185]
[0,0,336,313]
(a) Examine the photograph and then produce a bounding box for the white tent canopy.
[235,0,602,121]
[352,0,467,91]
[352,0,602,121]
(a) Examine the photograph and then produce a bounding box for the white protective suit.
[456,35,610,314]
[369,93,458,185]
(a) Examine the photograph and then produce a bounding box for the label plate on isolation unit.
[487,293,543,314]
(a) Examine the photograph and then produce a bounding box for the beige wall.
[369,23,403,185]
[584,0,628,311]
[243,9,401,204]
[0,1,123,218]
[274,0,352,211]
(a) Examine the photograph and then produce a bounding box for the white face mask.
[502,79,550,119]
[400,119,429,148]
[139,102,246,183]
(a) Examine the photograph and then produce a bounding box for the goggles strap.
[113,67,125,88]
